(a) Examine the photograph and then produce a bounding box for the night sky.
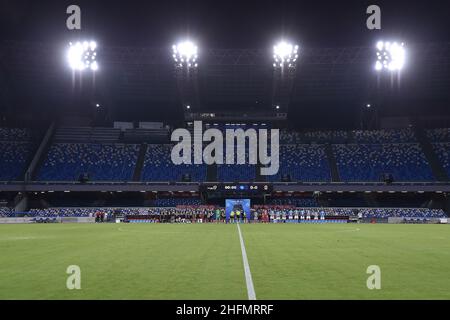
[1,0,449,48]
[1,0,450,127]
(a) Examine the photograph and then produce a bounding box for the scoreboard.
[200,183,272,194]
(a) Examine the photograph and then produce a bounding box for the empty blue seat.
[334,144,433,181]
[38,143,139,181]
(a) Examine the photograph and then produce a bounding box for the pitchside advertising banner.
[225,199,251,222]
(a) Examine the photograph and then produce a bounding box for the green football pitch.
[1,223,450,300]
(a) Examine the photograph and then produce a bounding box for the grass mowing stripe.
[0,224,247,299]
[237,223,256,300]
[241,224,450,299]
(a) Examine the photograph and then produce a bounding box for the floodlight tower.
[172,41,200,112]
[374,41,405,73]
[67,41,99,72]
[271,41,299,113]
[66,40,107,120]
[66,40,99,92]
[373,40,407,90]
[273,41,299,70]
[366,40,407,130]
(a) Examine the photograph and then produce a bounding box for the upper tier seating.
[353,128,417,143]
[280,128,416,144]
[334,144,433,181]
[0,128,31,141]
[54,127,121,143]
[427,128,450,142]
[280,129,302,144]
[0,128,33,181]
[0,142,32,181]
[302,130,349,144]
[217,164,255,182]
[9,126,449,183]
[141,144,206,182]
[217,148,256,181]
[280,129,348,144]
[432,143,450,177]
[38,143,139,181]
[268,145,331,182]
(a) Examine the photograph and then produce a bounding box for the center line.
[236,223,256,300]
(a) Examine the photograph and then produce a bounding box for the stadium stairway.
[133,143,148,181]
[12,192,28,212]
[415,128,449,181]
[27,123,56,181]
[324,144,341,182]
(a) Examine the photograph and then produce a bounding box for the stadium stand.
[0,142,33,181]
[141,144,207,182]
[0,207,13,217]
[303,130,349,144]
[0,128,31,141]
[0,128,33,181]
[38,143,139,181]
[426,128,450,142]
[280,129,349,144]
[432,143,450,177]
[334,143,433,181]
[269,145,331,182]
[2,126,450,183]
[353,128,417,143]
[280,129,302,144]
[217,164,255,182]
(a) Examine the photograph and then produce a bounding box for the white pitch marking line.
[237,223,256,300]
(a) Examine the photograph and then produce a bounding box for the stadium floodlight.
[273,41,299,68]
[375,41,405,72]
[172,41,198,68]
[67,41,98,71]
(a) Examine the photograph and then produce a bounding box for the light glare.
[273,40,299,69]
[67,41,98,72]
[172,41,198,68]
[374,41,405,72]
